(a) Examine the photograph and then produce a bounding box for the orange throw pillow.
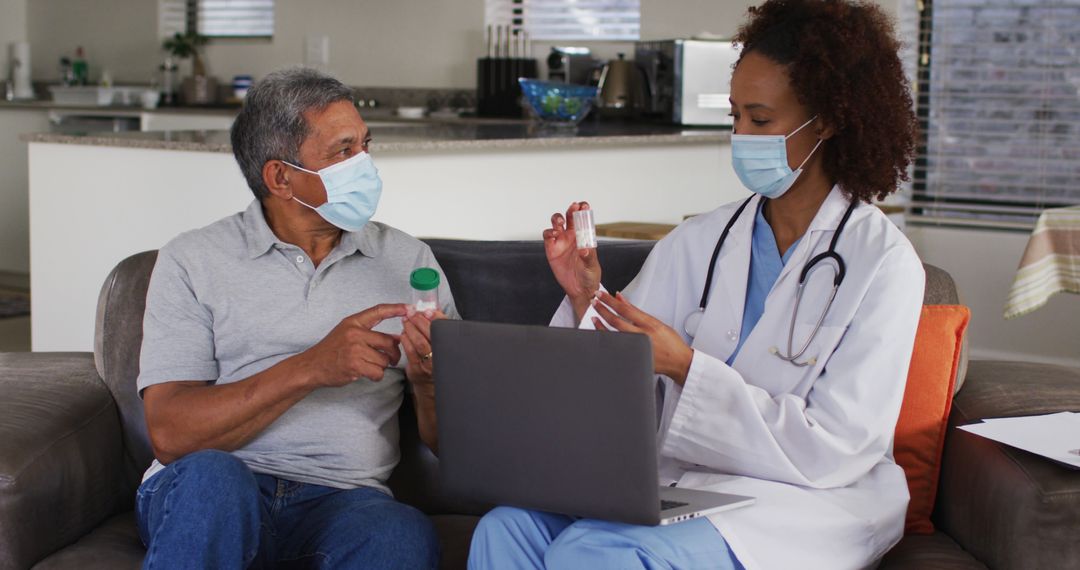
[894,305,971,535]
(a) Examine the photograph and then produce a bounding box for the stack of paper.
[959,412,1080,470]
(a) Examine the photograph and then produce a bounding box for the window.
[485,0,641,42]
[160,0,274,39]
[908,0,1080,229]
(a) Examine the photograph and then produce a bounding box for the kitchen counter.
[21,120,730,153]
[0,99,240,114]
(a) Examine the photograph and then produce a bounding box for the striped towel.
[1004,206,1080,319]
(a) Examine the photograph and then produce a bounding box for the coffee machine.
[546,47,601,86]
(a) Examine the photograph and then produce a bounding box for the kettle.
[596,53,648,117]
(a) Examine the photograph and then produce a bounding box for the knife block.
[477,58,538,118]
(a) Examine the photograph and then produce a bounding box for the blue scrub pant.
[468,506,743,569]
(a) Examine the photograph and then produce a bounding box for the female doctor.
[468,1,924,569]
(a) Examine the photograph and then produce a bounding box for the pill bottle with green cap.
[410,267,440,313]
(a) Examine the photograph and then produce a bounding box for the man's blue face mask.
[730,115,823,199]
[283,151,382,232]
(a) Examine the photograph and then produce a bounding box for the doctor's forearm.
[571,295,593,326]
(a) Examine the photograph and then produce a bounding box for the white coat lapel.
[767,185,853,295]
[690,195,761,362]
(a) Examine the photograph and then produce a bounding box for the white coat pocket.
[744,322,849,397]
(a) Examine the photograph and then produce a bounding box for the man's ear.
[262,160,293,200]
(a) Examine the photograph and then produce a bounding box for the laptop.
[432,320,755,526]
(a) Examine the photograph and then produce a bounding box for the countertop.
[0,99,240,115]
[21,119,731,153]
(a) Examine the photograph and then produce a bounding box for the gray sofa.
[1,239,1078,570]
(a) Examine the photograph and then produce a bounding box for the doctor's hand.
[399,309,448,390]
[543,201,602,323]
[591,291,694,386]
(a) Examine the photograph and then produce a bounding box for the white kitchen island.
[26,119,740,351]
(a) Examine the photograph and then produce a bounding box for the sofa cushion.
[30,510,479,570]
[934,360,1080,570]
[0,353,128,570]
[894,305,970,535]
[31,511,143,570]
[431,514,481,570]
[878,531,987,569]
[424,239,654,324]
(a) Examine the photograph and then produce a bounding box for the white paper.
[959,412,1080,469]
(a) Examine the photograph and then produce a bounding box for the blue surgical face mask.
[283,151,382,232]
[731,115,823,199]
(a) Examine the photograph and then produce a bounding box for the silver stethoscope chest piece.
[685,196,857,367]
[683,308,704,338]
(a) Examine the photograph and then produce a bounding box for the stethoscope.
[683,196,858,367]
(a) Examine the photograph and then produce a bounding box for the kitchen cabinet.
[140,110,236,132]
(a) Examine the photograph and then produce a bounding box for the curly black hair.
[734,0,918,203]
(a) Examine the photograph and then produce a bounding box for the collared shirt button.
[727,329,738,342]
[296,256,304,264]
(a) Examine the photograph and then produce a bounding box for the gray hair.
[230,67,355,200]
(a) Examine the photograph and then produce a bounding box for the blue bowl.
[518,79,598,125]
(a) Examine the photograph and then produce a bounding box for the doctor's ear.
[814,118,836,141]
[262,160,294,200]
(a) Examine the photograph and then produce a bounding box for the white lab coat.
[552,187,925,570]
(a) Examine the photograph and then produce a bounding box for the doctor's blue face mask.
[731,115,823,199]
[283,151,383,232]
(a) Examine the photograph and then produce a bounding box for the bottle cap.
[410,267,440,291]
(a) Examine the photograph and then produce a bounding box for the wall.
[24,0,900,88]
[26,0,157,85]
[907,225,1080,368]
[0,0,27,81]
[26,0,485,87]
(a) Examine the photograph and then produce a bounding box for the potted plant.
[163,31,216,104]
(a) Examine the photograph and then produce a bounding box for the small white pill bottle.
[410,267,441,313]
[572,208,598,249]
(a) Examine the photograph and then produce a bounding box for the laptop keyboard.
[660,499,689,511]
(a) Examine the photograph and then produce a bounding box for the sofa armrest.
[934,360,1080,570]
[0,353,129,570]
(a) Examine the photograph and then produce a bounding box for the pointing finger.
[353,304,409,329]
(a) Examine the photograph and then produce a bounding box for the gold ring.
[421,351,433,361]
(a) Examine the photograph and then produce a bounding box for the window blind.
[485,0,640,42]
[160,0,274,39]
[908,0,1080,230]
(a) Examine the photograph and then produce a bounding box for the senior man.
[134,68,455,569]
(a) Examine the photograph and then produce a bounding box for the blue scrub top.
[726,202,802,366]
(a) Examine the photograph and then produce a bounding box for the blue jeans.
[135,450,439,569]
[468,506,742,570]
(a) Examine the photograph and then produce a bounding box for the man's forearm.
[145,354,317,463]
[411,383,438,455]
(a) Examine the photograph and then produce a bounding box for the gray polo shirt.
[137,200,457,492]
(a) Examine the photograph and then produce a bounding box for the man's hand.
[591,291,694,386]
[301,304,409,388]
[399,309,448,387]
